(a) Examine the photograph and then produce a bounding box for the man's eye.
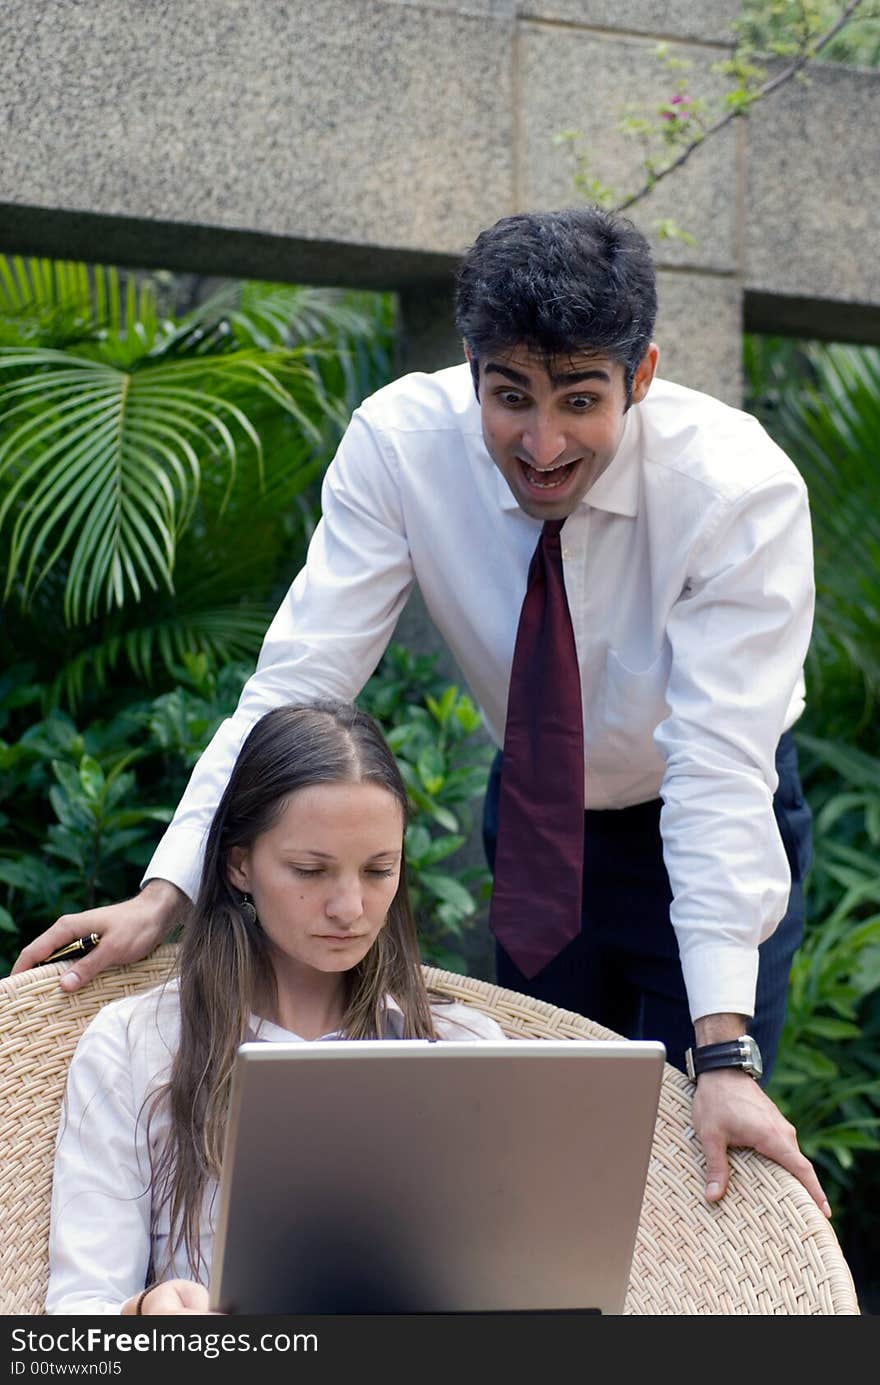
[498,391,526,406]
[569,395,595,410]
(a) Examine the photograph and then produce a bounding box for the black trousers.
[482,731,812,1083]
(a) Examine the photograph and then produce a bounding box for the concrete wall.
[3,1,877,392]
[3,1,876,398]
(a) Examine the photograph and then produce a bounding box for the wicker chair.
[0,947,860,1315]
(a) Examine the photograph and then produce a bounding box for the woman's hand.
[122,1280,219,1315]
[11,879,187,991]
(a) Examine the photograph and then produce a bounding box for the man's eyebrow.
[550,367,611,387]
[483,362,531,387]
[483,362,612,388]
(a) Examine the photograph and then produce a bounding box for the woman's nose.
[325,879,364,924]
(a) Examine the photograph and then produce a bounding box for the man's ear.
[227,845,250,892]
[630,343,659,405]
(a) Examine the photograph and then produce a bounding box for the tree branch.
[614,0,869,216]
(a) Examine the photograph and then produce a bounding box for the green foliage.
[0,645,491,977]
[0,654,253,964]
[0,253,491,980]
[768,903,880,1191]
[736,0,880,68]
[744,339,880,740]
[0,257,396,705]
[358,646,493,971]
[768,736,880,1200]
[746,334,880,1267]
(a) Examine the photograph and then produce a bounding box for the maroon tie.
[489,518,585,978]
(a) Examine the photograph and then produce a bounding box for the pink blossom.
[661,93,692,121]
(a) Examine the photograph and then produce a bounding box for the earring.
[240,891,257,925]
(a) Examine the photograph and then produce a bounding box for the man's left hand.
[691,1067,832,1216]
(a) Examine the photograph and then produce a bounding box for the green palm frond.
[0,257,162,355]
[188,282,398,412]
[50,602,273,708]
[781,348,880,702]
[746,339,880,726]
[0,255,397,699]
[0,349,245,622]
[194,281,389,349]
[0,345,341,626]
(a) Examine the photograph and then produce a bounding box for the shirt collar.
[491,403,641,519]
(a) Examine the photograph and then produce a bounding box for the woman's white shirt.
[45,982,505,1315]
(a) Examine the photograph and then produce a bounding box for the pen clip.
[45,933,100,964]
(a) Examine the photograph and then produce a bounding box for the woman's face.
[227,781,404,979]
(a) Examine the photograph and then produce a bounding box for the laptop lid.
[209,1038,665,1316]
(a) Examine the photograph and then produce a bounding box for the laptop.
[209,1037,665,1316]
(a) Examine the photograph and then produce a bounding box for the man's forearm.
[693,1012,749,1045]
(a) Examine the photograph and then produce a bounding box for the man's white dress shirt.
[145,365,814,1022]
[46,982,505,1314]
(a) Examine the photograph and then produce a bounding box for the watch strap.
[685,1037,762,1081]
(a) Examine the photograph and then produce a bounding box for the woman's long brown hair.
[147,701,438,1279]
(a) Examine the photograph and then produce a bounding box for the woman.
[46,701,503,1315]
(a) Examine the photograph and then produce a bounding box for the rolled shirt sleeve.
[655,468,815,1021]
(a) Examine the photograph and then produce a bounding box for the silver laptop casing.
[209,1038,665,1315]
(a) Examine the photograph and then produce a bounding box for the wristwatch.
[684,1035,763,1082]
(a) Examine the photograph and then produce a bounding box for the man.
[15,207,828,1215]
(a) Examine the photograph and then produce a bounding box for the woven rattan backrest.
[0,950,860,1314]
[0,946,178,1314]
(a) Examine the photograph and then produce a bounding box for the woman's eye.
[293,866,323,878]
[367,867,396,878]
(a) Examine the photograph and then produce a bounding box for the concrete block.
[519,2,736,45]
[517,25,739,273]
[654,270,742,405]
[744,63,880,313]
[0,0,514,263]
[389,0,516,14]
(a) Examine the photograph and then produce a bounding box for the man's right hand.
[10,878,188,991]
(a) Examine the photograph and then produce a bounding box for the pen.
[41,933,101,966]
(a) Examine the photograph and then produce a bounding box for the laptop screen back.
[209,1038,665,1316]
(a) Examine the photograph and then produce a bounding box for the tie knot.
[542,519,565,541]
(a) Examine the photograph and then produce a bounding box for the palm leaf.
[50,603,273,708]
[746,340,880,722]
[0,257,162,354]
[187,282,397,412]
[0,258,396,689]
[0,345,346,625]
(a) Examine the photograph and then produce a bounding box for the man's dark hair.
[454,206,657,400]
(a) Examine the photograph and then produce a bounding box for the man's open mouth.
[519,458,579,490]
